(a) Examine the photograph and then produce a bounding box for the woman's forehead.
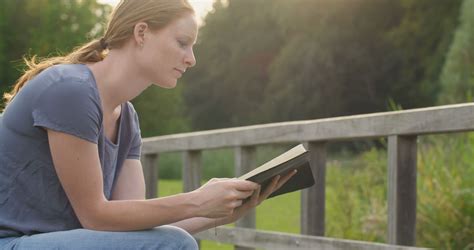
[167,14,198,40]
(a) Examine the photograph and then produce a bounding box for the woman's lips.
[174,68,184,77]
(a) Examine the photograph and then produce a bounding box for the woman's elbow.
[75,201,114,231]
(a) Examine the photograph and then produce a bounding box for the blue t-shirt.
[0,64,142,237]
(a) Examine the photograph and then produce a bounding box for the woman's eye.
[178,40,187,48]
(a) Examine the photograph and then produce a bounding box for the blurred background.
[2,0,473,135]
[0,0,472,249]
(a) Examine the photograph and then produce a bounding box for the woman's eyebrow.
[179,34,197,44]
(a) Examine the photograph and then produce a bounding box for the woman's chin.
[153,80,177,89]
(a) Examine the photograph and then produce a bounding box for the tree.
[0,0,188,136]
[131,85,190,137]
[438,0,474,103]
[0,0,111,105]
[387,0,463,108]
[182,0,462,130]
[264,0,402,122]
[183,0,285,129]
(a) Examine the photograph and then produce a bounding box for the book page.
[238,144,307,180]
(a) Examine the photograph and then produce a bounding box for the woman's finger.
[258,175,280,202]
[230,179,260,191]
[248,185,261,206]
[232,199,243,208]
[275,169,297,190]
[258,170,297,203]
[234,190,255,200]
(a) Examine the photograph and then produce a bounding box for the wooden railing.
[140,103,474,249]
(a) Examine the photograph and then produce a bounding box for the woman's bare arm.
[47,129,259,231]
[111,159,146,200]
[106,141,296,234]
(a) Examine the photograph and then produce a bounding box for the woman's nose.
[185,48,196,68]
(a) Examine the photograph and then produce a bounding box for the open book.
[238,144,315,198]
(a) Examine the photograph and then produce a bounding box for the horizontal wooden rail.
[195,227,430,250]
[142,103,474,153]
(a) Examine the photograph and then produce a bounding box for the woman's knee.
[7,227,198,250]
[154,225,198,250]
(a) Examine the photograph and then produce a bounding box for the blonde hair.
[3,0,194,105]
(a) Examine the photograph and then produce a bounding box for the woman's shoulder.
[43,64,94,84]
[123,102,139,122]
[124,101,138,115]
[29,64,98,98]
[122,102,141,130]
[21,64,102,117]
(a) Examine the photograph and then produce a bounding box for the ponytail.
[3,0,194,107]
[3,38,108,106]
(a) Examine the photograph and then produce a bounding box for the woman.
[0,0,295,249]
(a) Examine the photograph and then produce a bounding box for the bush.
[416,134,474,249]
[325,134,473,249]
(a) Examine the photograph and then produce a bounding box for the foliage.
[439,0,474,104]
[265,0,402,122]
[325,148,388,242]
[183,0,462,130]
[386,0,463,108]
[131,84,190,137]
[183,0,285,129]
[0,0,188,136]
[416,134,474,249]
[326,134,473,248]
[0,0,111,102]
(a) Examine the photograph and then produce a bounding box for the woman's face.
[138,13,198,89]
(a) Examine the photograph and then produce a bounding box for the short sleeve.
[32,79,102,144]
[126,104,142,159]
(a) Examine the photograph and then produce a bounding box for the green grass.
[157,134,473,250]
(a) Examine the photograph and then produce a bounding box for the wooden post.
[183,150,202,192]
[388,135,417,246]
[142,154,159,199]
[182,150,203,248]
[234,146,257,250]
[301,141,327,236]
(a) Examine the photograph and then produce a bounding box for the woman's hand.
[192,178,259,218]
[171,171,297,234]
[219,170,297,225]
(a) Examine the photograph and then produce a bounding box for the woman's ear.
[133,22,148,48]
